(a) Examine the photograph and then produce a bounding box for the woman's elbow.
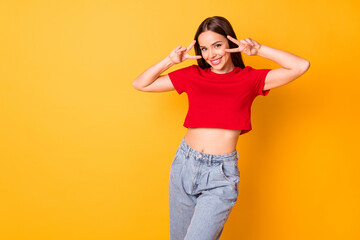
[132,80,143,91]
[301,60,311,72]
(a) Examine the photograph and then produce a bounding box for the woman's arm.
[256,44,310,91]
[132,56,174,91]
[132,40,202,92]
[225,36,310,91]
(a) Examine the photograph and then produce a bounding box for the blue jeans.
[169,137,240,240]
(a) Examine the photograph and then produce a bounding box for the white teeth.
[211,57,221,65]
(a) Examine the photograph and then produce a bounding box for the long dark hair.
[194,16,245,69]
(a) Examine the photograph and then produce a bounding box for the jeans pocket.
[171,148,184,166]
[218,161,240,183]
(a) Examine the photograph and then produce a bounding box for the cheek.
[223,49,231,57]
[219,47,227,56]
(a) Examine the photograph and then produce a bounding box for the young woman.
[132,16,310,240]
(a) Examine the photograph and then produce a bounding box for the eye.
[201,48,206,51]
[215,44,222,48]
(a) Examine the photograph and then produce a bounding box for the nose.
[209,49,216,59]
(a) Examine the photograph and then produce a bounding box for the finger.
[240,39,249,45]
[243,45,251,54]
[242,40,251,51]
[245,38,254,46]
[224,48,240,53]
[240,40,252,51]
[242,42,249,50]
[227,35,240,45]
[176,46,187,53]
[174,45,182,52]
[187,40,196,52]
[187,54,202,59]
[240,40,250,53]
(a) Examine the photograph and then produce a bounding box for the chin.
[209,60,222,66]
[210,61,226,68]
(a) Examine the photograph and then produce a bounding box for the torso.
[184,128,241,155]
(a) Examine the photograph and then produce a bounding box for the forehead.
[198,31,226,46]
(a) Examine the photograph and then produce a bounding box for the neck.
[211,63,235,74]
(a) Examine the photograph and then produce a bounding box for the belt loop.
[186,147,190,158]
[208,154,212,166]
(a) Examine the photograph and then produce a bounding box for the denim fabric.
[169,137,240,240]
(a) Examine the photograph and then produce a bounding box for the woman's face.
[198,31,234,73]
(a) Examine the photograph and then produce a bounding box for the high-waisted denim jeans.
[169,137,240,240]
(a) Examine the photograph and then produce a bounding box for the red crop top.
[168,64,272,135]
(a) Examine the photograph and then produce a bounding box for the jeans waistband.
[180,137,239,162]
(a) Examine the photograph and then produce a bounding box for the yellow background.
[1,0,359,239]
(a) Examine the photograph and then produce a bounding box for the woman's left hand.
[225,35,262,56]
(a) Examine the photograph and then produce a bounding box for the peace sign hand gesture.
[225,35,262,56]
[168,40,202,64]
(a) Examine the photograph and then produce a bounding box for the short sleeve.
[248,66,272,96]
[168,65,194,95]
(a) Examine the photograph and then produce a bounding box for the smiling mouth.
[210,57,222,65]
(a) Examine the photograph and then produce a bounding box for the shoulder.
[243,66,255,72]
[178,64,198,70]
[187,64,199,72]
[169,64,199,76]
[169,64,197,73]
[167,65,200,86]
[243,65,271,76]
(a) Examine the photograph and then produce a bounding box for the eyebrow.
[199,41,222,48]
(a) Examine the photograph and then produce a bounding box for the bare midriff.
[184,128,241,155]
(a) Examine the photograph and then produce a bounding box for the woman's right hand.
[168,40,202,64]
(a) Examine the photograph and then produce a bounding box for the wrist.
[166,55,176,65]
[256,44,266,57]
[164,55,175,68]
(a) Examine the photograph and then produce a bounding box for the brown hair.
[194,16,245,69]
